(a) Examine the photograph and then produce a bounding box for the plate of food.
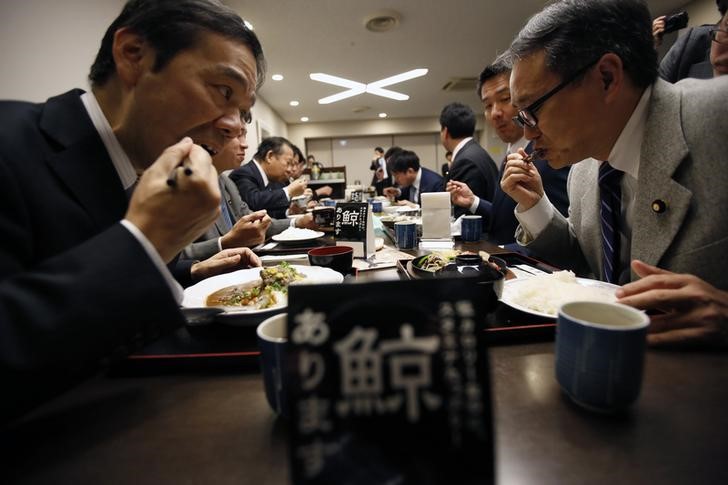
[271,227,325,243]
[411,250,507,278]
[500,270,619,318]
[182,263,343,324]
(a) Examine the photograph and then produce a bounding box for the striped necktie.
[599,162,623,283]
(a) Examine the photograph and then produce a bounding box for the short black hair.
[390,150,421,173]
[384,146,403,162]
[374,147,384,154]
[254,137,292,161]
[439,102,476,138]
[291,144,305,165]
[510,0,657,89]
[477,51,513,98]
[719,0,727,16]
[89,0,265,88]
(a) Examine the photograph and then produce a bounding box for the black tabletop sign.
[286,278,494,485]
[334,202,368,240]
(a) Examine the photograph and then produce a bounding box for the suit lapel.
[631,80,691,269]
[40,90,127,229]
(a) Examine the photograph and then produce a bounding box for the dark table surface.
[4,240,728,484]
[4,342,728,485]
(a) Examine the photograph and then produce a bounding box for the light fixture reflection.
[310,68,428,104]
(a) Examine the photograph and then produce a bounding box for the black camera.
[663,11,689,34]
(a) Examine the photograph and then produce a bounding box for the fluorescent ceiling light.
[271,74,284,81]
[289,100,300,106]
[310,68,428,104]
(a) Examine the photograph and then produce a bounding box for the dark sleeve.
[538,163,571,218]
[229,167,289,216]
[0,225,184,422]
[658,26,712,83]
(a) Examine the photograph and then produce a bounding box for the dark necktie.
[220,196,235,232]
[598,162,624,283]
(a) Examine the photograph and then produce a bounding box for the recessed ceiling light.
[289,100,300,106]
[244,20,254,30]
[378,113,387,118]
[309,68,428,104]
[271,74,284,81]
[300,116,309,122]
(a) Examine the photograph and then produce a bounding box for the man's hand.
[500,148,544,211]
[446,180,475,208]
[316,185,333,197]
[295,213,318,229]
[220,209,271,249]
[652,16,666,48]
[383,187,400,200]
[288,178,307,198]
[191,247,262,282]
[617,260,728,348]
[126,138,220,262]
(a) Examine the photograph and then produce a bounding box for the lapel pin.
[651,199,667,213]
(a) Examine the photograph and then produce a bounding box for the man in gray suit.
[501,0,728,348]
[183,129,316,262]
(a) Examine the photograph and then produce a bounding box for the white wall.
[248,98,288,160]
[0,0,121,101]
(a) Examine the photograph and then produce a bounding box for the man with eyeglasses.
[501,0,728,348]
[710,6,728,76]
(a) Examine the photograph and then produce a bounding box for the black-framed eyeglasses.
[710,28,728,45]
[512,58,600,129]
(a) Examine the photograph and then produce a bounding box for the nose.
[214,110,243,139]
[523,124,541,141]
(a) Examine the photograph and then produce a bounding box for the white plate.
[500,276,619,319]
[182,265,343,316]
[271,229,325,243]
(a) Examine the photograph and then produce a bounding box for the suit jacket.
[516,76,728,289]
[475,143,570,244]
[182,175,289,260]
[229,160,289,219]
[658,24,714,83]
[448,139,499,218]
[399,167,444,205]
[0,89,184,420]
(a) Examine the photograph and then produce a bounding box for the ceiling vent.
[442,77,478,92]
[352,106,370,113]
[364,10,401,32]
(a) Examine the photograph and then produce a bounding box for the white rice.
[509,270,616,316]
[274,227,321,241]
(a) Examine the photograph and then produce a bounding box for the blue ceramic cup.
[256,313,289,418]
[321,198,336,207]
[556,301,649,413]
[461,215,482,242]
[371,200,383,213]
[395,221,417,249]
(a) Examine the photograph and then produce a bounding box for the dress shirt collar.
[80,91,137,190]
[252,158,270,187]
[413,167,423,192]
[451,137,473,161]
[606,85,651,180]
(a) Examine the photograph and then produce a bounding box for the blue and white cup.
[461,215,483,242]
[256,313,289,418]
[556,301,650,413]
[395,221,417,250]
[321,198,337,207]
[371,200,383,213]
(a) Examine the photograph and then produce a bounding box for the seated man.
[229,136,307,219]
[289,144,331,201]
[0,0,263,420]
[383,149,444,206]
[182,131,319,261]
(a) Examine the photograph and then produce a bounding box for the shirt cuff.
[283,187,291,201]
[289,218,297,227]
[217,236,223,252]
[514,194,554,239]
[468,196,480,214]
[120,219,184,304]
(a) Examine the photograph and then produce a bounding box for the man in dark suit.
[383,150,444,205]
[0,0,264,421]
[439,102,499,218]
[654,0,726,82]
[447,53,570,245]
[229,136,308,219]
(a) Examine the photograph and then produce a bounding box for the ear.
[111,27,152,88]
[595,53,623,102]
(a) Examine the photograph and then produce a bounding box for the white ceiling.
[228,0,688,124]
